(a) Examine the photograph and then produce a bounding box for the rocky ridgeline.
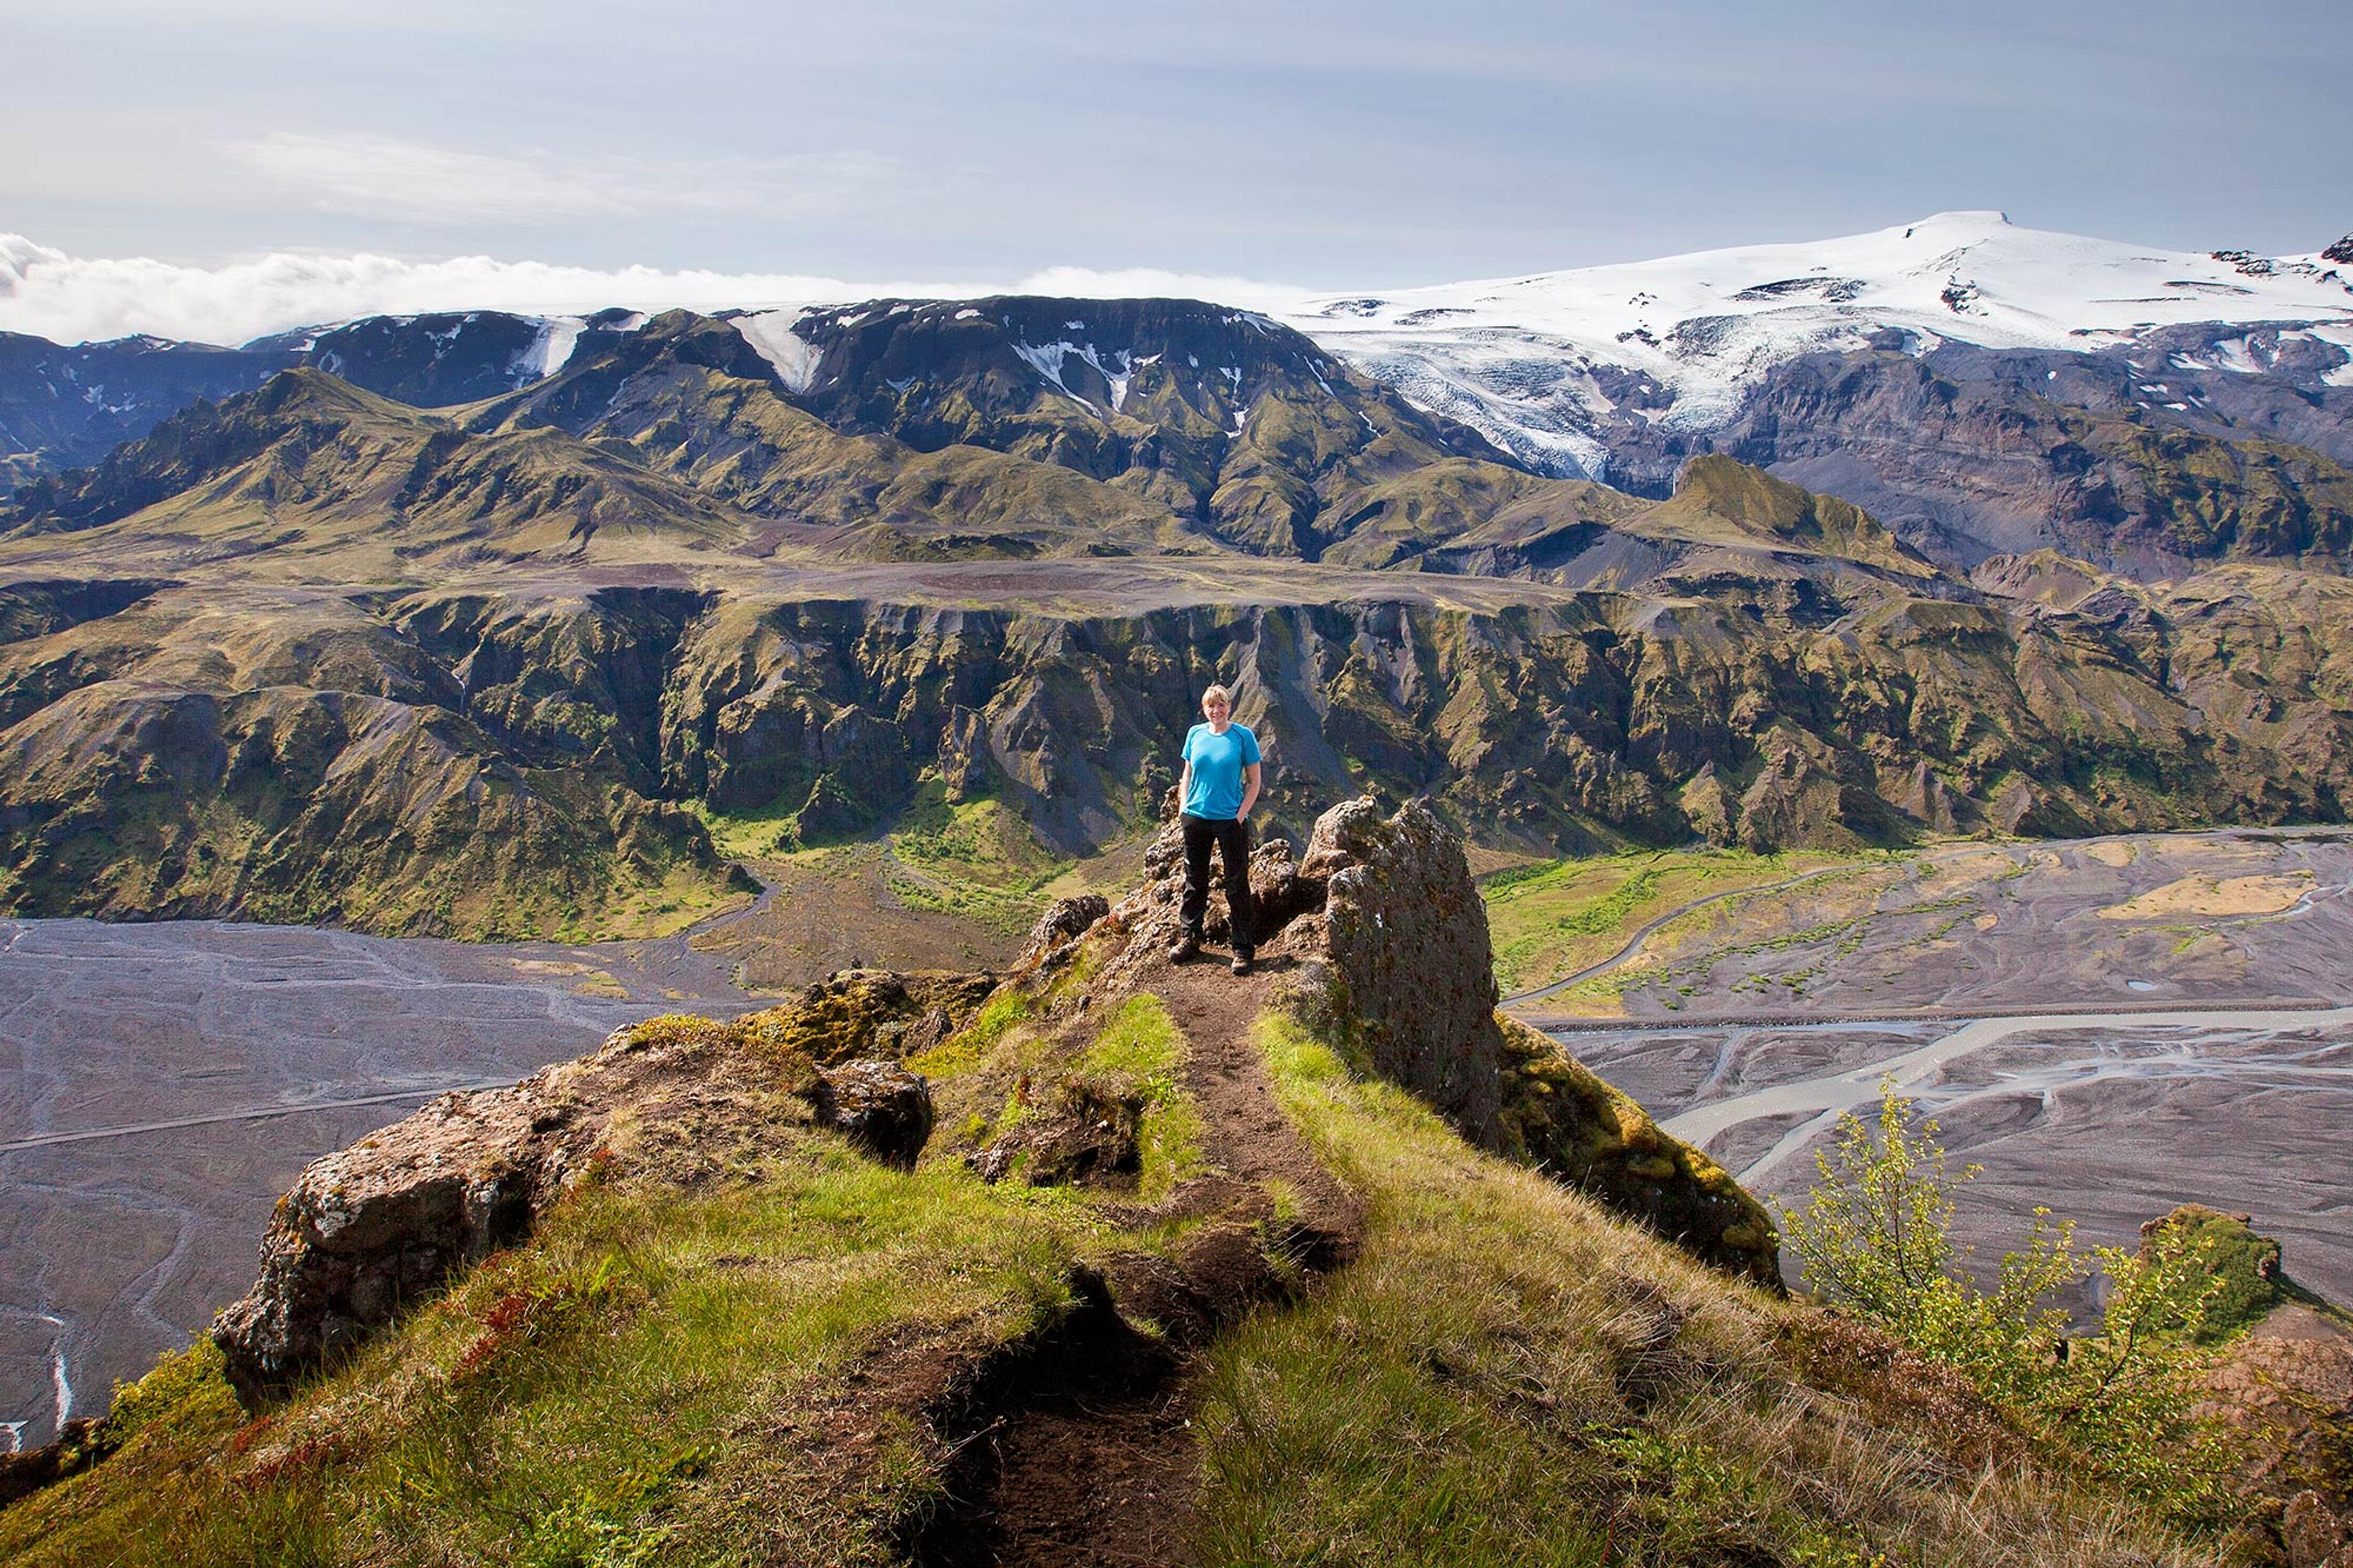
[208,798,1779,1407]
[9,301,2353,944]
[1085,793,1780,1284]
[211,972,987,1404]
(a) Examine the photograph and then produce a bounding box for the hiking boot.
[1230,949,1254,977]
[1167,929,1201,964]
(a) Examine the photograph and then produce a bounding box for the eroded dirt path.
[912,954,1360,1568]
[1157,958,1360,1244]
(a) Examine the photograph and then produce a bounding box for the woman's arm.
[1179,759,1192,806]
[1239,762,1261,820]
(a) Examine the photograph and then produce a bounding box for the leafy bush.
[1780,1086,2247,1528]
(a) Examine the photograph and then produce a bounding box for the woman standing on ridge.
[1170,684,1261,975]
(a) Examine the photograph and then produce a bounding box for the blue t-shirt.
[1182,722,1261,820]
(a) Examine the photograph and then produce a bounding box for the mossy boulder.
[2142,1203,2287,1343]
[1496,1014,1783,1290]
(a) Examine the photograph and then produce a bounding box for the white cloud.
[222,132,898,225]
[0,234,1314,347]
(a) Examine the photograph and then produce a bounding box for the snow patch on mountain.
[732,309,826,393]
[1012,339,1136,414]
[1278,211,2353,480]
[523,317,586,380]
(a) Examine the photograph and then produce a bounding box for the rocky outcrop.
[0,1418,107,1509]
[1289,798,1507,1146]
[806,1059,935,1169]
[205,789,1781,1414]
[1094,795,1779,1284]
[1495,1017,1781,1287]
[213,1083,561,1406]
[2172,1210,2353,1557]
[212,972,988,1407]
[2285,1491,2353,1568]
[1017,893,1110,971]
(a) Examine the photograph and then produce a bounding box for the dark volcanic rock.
[1295,798,1506,1148]
[1016,893,1110,971]
[806,1059,935,1168]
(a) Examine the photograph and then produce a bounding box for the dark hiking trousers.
[1179,813,1253,952]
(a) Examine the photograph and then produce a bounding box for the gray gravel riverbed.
[0,917,763,1449]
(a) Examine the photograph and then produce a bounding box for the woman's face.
[1202,694,1231,726]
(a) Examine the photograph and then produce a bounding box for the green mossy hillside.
[0,968,2246,1566]
[1191,1009,2224,1566]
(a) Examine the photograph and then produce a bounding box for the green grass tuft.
[1188,1010,2227,1568]
[1080,994,1205,1203]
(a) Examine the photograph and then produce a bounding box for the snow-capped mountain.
[5,211,2352,572]
[1278,211,2353,482]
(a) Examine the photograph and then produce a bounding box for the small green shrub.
[1781,1086,2247,1528]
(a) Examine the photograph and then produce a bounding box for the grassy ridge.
[1,976,2230,1565]
[0,1116,1134,1564]
[1191,1010,2222,1566]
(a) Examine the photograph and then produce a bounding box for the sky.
[5,0,2349,340]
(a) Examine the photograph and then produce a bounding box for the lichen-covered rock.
[213,972,988,1407]
[758,970,995,1061]
[2140,1203,2284,1339]
[2178,1214,2353,1543]
[212,1080,566,1407]
[1495,1015,1783,1290]
[806,1059,934,1168]
[1298,798,1506,1148]
[1015,893,1109,971]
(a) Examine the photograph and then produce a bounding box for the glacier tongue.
[733,308,827,394]
[1276,211,2353,478]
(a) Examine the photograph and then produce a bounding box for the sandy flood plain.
[1550,828,2353,1312]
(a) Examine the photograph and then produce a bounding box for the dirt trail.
[912,953,1360,1568]
[1157,957,1360,1246]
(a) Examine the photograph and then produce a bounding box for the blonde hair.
[1200,684,1234,708]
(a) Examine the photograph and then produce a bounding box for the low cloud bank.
[0,235,1308,347]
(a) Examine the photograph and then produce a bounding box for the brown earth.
[906,955,1358,1568]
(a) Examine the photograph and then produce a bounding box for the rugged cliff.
[2,303,2351,936]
